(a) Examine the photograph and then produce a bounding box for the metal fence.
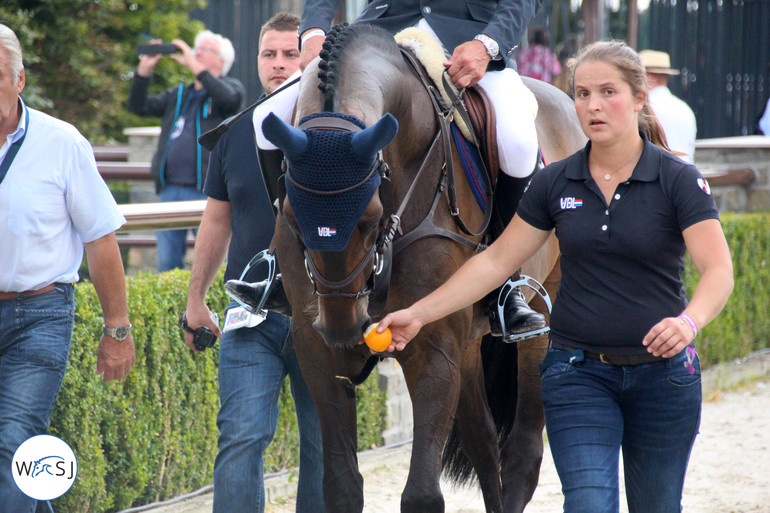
[647,0,770,138]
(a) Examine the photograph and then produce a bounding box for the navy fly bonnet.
[262,111,398,251]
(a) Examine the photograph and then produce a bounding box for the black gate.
[647,0,770,138]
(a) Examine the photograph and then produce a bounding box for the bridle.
[281,47,494,315]
[283,115,390,301]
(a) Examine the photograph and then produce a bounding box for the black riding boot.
[225,274,292,317]
[488,170,546,340]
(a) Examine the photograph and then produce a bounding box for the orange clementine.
[363,323,392,352]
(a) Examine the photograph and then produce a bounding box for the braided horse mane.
[316,23,400,113]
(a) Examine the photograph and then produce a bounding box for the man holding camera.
[128,29,245,272]
[182,13,324,513]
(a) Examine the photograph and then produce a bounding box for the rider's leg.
[477,68,545,338]
[253,72,301,151]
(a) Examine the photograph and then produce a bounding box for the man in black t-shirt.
[181,13,325,513]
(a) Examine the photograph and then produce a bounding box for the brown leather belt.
[554,343,663,365]
[0,284,57,301]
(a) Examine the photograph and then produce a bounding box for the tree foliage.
[0,0,207,142]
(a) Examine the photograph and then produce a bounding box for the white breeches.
[477,68,539,178]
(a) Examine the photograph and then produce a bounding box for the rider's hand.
[376,308,424,352]
[444,40,491,89]
[300,32,326,71]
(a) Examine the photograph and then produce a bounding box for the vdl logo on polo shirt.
[12,434,78,501]
[560,197,584,209]
[318,226,337,237]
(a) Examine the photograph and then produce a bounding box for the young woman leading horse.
[379,41,734,513]
[262,23,584,513]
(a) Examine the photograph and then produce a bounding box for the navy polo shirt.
[204,114,277,283]
[517,134,719,354]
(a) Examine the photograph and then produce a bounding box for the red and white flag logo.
[697,178,711,195]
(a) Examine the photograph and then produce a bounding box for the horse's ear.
[351,113,399,159]
[262,112,308,160]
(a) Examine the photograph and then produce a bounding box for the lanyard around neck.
[0,104,29,186]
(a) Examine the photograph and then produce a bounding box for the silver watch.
[103,324,132,341]
[474,34,499,59]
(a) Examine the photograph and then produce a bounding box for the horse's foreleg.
[399,331,464,513]
[452,338,503,513]
[294,332,364,513]
[500,259,559,512]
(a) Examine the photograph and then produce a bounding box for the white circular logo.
[12,435,78,501]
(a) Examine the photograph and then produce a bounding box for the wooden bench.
[700,167,756,187]
[118,200,205,231]
[97,161,152,181]
[91,145,129,162]
[116,235,196,248]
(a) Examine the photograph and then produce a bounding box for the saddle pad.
[394,27,473,140]
[451,122,488,212]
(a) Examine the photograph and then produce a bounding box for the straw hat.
[639,49,680,75]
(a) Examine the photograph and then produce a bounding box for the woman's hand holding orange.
[376,308,424,352]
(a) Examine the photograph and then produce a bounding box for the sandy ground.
[264,380,770,513]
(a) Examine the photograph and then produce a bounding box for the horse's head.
[263,110,398,347]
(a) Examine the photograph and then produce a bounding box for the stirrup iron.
[497,275,552,343]
[225,250,276,316]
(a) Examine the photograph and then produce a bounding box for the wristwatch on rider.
[103,324,132,341]
[474,34,500,59]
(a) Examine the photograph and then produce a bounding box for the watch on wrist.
[103,324,132,341]
[474,34,499,59]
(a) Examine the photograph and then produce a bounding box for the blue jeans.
[0,284,74,513]
[157,184,207,272]
[213,306,325,513]
[540,345,701,513]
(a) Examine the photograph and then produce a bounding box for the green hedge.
[48,269,386,512]
[45,212,768,511]
[684,212,770,366]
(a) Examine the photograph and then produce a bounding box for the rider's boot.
[488,169,546,340]
[225,274,292,317]
[258,148,285,214]
[224,148,293,316]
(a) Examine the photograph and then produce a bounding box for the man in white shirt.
[639,50,697,164]
[0,24,135,513]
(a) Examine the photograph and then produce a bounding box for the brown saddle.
[461,85,499,186]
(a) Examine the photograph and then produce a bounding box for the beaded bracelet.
[678,313,698,340]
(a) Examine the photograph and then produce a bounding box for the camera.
[179,311,219,351]
[136,43,180,56]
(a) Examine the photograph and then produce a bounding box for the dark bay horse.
[264,23,585,513]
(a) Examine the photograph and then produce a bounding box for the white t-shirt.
[0,101,125,291]
[648,86,697,164]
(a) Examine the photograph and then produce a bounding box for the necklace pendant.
[603,173,612,181]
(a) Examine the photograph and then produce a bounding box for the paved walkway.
[128,351,770,513]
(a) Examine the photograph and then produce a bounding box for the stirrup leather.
[496,275,552,343]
